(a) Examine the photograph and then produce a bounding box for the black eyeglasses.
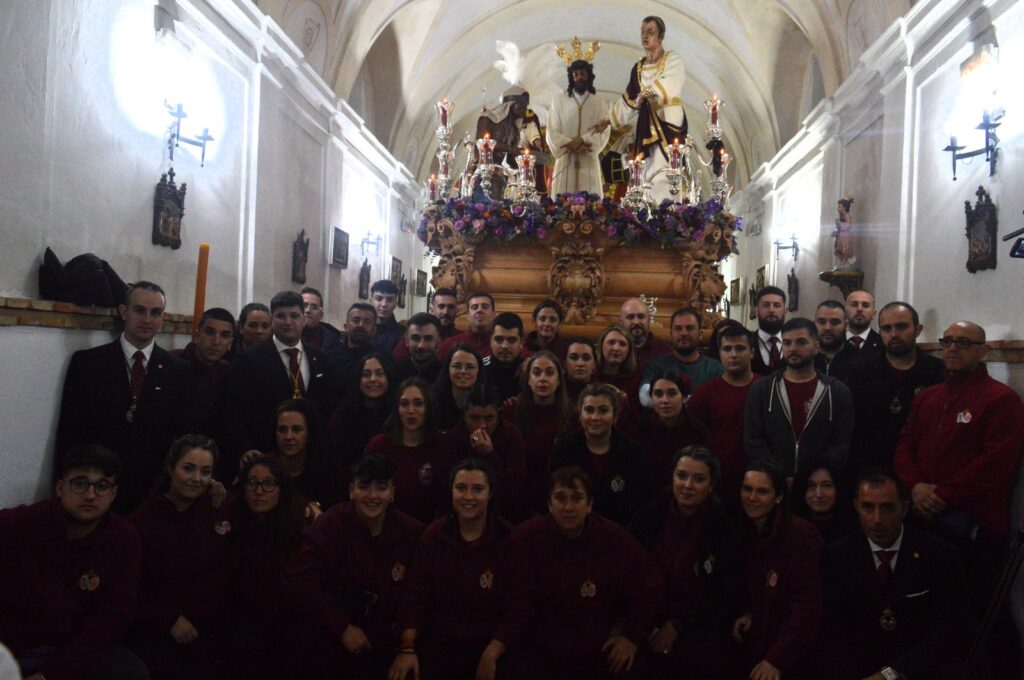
[302,302,322,311]
[245,478,279,492]
[65,477,115,496]
[938,337,985,350]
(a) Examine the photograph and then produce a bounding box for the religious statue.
[546,38,609,197]
[358,259,371,300]
[291,229,309,284]
[152,167,186,250]
[833,197,855,268]
[592,15,687,203]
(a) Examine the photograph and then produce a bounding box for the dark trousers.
[131,621,225,680]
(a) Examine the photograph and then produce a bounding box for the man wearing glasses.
[894,320,1024,677]
[0,445,149,680]
[300,287,342,352]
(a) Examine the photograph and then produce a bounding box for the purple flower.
[494,227,505,236]
[512,204,525,217]
[536,227,548,240]
[472,219,485,233]
[692,229,705,240]
[573,195,586,206]
[474,203,486,212]
[453,219,465,232]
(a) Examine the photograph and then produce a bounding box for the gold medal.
[889,397,903,415]
[880,607,896,631]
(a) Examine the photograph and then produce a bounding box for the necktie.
[130,350,146,401]
[769,337,781,369]
[851,336,864,349]
[285,347,305,397]
[876,549,895,587]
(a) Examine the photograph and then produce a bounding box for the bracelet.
[398,648,417,655]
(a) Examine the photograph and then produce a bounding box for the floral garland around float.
[417,192,743,253]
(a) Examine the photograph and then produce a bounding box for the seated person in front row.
[285,455,424,679]
[389,458,532,680]
[514,466,664,680]
[823,468,970,680]
[0,444,149,680]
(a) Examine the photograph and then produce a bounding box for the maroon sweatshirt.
[513,513,663,668]
[740,512,823,673]
[285,502,423,649]
[364,434,457,524]
[503,400,569,515]
[687,375,761,501]
[396,513,533,650]
[628,410,706,489]
[0,500,141,680]
[895,365,1024,540]
[128,492,235,630]
[440,419,527,518]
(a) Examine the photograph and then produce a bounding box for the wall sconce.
[943,43,1002,181]
[361,232,382,255]
[774,234,799,261]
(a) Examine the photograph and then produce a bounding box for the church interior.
[4,0,1024,677]
[2,0,1024,545]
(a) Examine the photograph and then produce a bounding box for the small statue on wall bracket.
[153,167,186,249]
[965,186,998,273]
[358,259,371,299]
[832,196,856,269]
[292,229,310,284]
[398,272,408,309]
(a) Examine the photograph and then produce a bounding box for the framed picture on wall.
[390,257,402,286]
[415,270,428,297]
[729,277,741,304]
[331,227,349,268]
[754,265,766,293]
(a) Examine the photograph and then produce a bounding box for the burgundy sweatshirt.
[740,512,824,673]
[687,375,761,500]
[894,365,1024,540]
[503,400,568,515]
[364,434,457,524]
[396,513,533,650]
[285,502,423,648]
[128,492,235,630]
[513,513,664,668]
[440,419,527,518]
[0,500,141,680]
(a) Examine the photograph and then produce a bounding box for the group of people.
[3,270,1024,680]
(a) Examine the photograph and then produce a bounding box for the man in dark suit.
[300,286,342,352]
[222,290,338,475]
[845,289,883,353]
[751,286,787,376]
[813,300,862,383]
[56,281,198,513]
[823,468,969,679]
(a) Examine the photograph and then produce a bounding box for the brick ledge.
[0,297,194,334]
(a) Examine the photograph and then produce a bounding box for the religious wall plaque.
[332,227,349,268]
[965,186,997,273]
[390,257,402,286]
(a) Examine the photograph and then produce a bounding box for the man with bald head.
[618,298,670,371]
[845,290,882,353]
[894,320,1024,676]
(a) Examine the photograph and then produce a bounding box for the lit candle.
[669,138,683,170]
[436,98,452,129]
[711,96,719,125]
[426,174,438,202]
[192,243,210,336]
[476,134,495,166]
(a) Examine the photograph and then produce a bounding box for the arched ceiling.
[258,0,911,188]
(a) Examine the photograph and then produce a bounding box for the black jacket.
[56,341,197,512]
[744,370,854,476]
[846,350,944,474]
[823,525,970,679]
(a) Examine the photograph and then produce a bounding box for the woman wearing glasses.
[129,434,235,680]
[229,456,305,679]
[433,344,485,431]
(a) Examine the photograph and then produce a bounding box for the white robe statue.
[609,51,686,203]
[546,92,610,197]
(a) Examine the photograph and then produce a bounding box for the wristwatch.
[880,667,900,680]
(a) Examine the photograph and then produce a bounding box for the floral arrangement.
[418,192,742,253]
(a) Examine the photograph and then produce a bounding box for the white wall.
[731,0,1024,371]
[0,0,423,507]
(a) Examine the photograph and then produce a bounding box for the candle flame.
[673,138,680,145]
[635,154,643,162]
[430,173,436,179]
[483,133,490,140]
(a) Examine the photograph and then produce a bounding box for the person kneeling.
[513,466,664,679]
